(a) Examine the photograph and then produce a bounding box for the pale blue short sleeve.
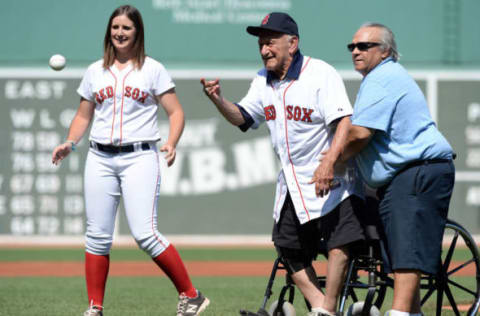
[352,82,392,132]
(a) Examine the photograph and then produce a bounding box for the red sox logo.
[261,14,270,25]
[264,105,314,122]
[95,86,149,104]
[264,105,276,120]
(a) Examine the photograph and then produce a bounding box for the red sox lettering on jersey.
[95,86,149,104]
[264,105,314,122]
[238,54,361,225]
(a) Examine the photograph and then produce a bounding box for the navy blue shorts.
[377,160,455,275]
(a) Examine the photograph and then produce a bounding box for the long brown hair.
[103,5,146,69]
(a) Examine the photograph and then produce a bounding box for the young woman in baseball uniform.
[51,5,209,316]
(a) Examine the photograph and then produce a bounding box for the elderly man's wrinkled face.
[350,27,389,76]
[258,31,297,78]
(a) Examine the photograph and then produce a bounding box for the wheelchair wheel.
[268,300,296,316]
[346,301,381,316]
[420,219,480,316]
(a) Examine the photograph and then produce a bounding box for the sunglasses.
[347,42,381,52]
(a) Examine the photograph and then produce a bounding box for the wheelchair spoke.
[436,284,445,316]
[447,258,475,276]
[421,286,436,305]
[447,278,477,297]
[444,283,461,315]
[443,231,459,271]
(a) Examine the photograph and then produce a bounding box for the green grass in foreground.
[0,276,309,316]
[0,247,477,315]
[0,275,475,316]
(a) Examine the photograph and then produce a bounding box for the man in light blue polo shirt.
[350,40,453,189]
[318,23,455,316]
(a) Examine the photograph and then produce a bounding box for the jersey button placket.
[276,83,287,152]
[112,89,121,145]
[114,85,124,145]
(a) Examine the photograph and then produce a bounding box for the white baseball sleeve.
[151,60,175,96]
[318,66,353,126]
[77,64,96,102]
[237,71,268,129]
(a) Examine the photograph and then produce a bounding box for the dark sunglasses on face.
[347,42,381,52]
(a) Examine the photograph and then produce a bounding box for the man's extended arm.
[200,78,246,126]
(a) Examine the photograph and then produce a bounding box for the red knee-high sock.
[152,244,196,297]
[85,252,110,309]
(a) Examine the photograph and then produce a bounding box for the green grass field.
[0,247,476,316]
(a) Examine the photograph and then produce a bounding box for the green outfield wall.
[2,0,480,68]
[1,0,480,239]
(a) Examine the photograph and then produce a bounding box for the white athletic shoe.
[176,291,210,316]
[83,305,103,316]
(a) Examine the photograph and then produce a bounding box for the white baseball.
[49,54,66,71]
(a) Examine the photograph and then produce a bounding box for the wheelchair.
[239,217,480,316]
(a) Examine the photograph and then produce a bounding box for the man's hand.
[200,78,222,103]
[199,77,246,126]
[309,151,336,197]
[309,150,347,197]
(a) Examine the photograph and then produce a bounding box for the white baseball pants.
[83,145,170,257]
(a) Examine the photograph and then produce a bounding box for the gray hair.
[361,22,400,61]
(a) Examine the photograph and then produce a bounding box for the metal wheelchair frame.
[240,219,480,316]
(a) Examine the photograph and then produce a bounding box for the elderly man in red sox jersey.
[201,12,366,316]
